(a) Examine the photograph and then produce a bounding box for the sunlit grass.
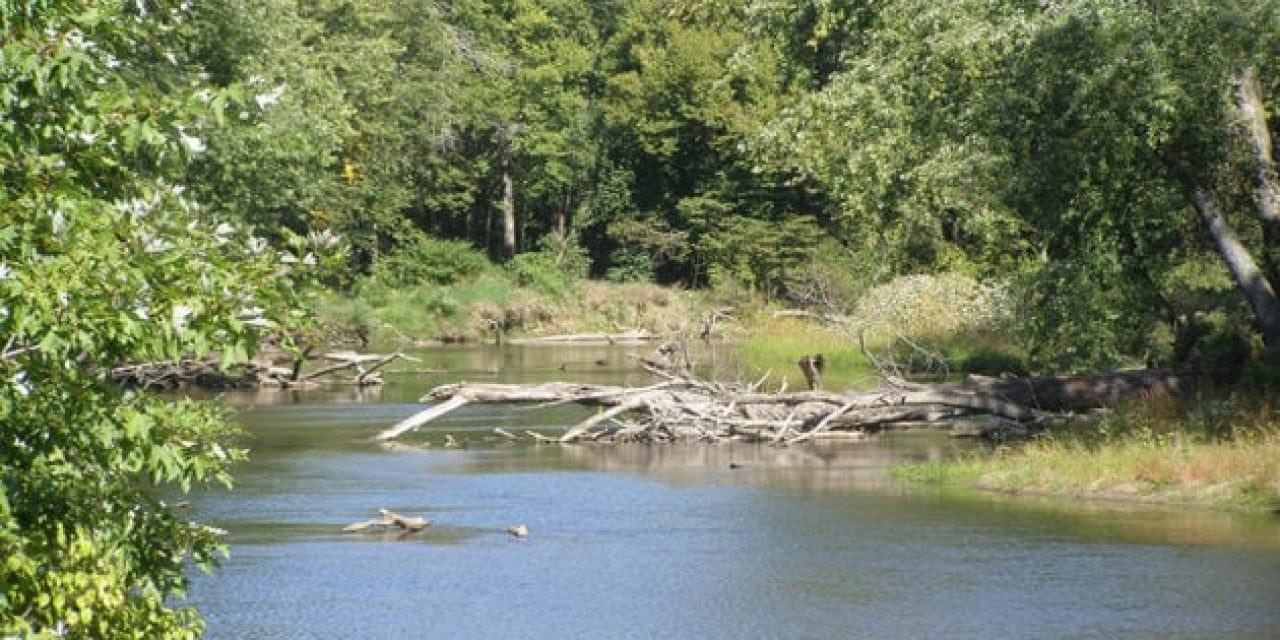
[895,394,1280,511]
[735,316,880,390]
[318,277,704,345]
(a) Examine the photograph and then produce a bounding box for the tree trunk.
[1191,188,1280,346]
[500,144,517,261]
[1237,67,1280,241]
[1237,67,1280,284]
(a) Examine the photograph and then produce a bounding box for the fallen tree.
[375,369,1182,444]
[342,508,429,533]
[111,349,419,391]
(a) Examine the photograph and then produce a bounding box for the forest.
[2,0,1279,636]
[11,0,1277,368]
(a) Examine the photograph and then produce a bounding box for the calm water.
[187,345,1280,639]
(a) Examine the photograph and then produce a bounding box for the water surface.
[188,344,1280,639]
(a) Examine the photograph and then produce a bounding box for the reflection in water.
[444,437,969,495]
[187,345,1280,640]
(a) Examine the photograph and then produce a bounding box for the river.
[187,344,1280,639]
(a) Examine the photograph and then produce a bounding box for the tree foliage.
[161,0,1280,371]
[757,0,1280,369]
[0,2,316,635]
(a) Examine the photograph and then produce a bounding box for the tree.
[596,0,814,285]
[755,0,1280,369]
[0,2,313,635]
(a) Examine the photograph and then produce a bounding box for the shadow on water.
[187,344,1280,640]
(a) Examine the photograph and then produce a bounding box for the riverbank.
[320,273,1277,514]
[317,272,1027,388]
[892,395,1280,512]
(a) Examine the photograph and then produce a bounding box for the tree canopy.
[150,0,1280,370]
[1,1,320,635]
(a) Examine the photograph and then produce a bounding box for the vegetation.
[894,395,1280,511]
[0,2,318,636]
[322,275,703,346]
[5,0,1280,633]
[158,0,1280,375]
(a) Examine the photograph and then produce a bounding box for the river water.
[187,344,1280,639]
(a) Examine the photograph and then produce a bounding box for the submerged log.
[342,508,429,533]
[506,331,656,345]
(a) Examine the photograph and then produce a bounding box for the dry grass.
[903,395,1280,511]
[502,281,698,336]
[320,277,708,345]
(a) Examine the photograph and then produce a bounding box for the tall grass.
[897,394,1280,511]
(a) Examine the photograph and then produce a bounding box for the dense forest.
[9,0,1275,368]
[167,0,1280,372]
[2,0,1279,636]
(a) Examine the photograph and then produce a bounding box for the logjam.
[377,370,1181,444]
[111,349,419,391]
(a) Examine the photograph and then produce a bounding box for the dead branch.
[342,508,429,533]
[378,367,1180,445]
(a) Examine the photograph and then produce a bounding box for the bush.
[370,233,491,287]
[606,246,655,283]
[508,251,576,297]
[506,234,590,298]
[783,238,883,312]
[854,273,1013,341]
[949,340,1030,377]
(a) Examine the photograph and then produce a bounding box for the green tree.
[597,0,814,285]
[183,0,353,242]
[756,0,1280,370]
[0,2,311,635]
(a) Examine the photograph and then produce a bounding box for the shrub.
[784,238,883,312]
[606,246,656,283]
[370,233,491,287]
[854,273,1013,341]
[508,251,576,297]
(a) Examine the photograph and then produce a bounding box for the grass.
[318,276,705,346]
[894,394,1280,511]
[734,315,880,389]
[319,270,1030,390]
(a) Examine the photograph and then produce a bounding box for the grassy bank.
[318,267,1030,391]
[319,275,710,345]
[893,395,1280,512]
[733,316,880,389]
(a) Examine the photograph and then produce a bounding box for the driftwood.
[342,508,430,533]
[111,358,260,391]
[378,370,1182,444]
[507,331,656,345]
[298,351,421,386]
[771,309,853,325]
[112,349,419,391]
